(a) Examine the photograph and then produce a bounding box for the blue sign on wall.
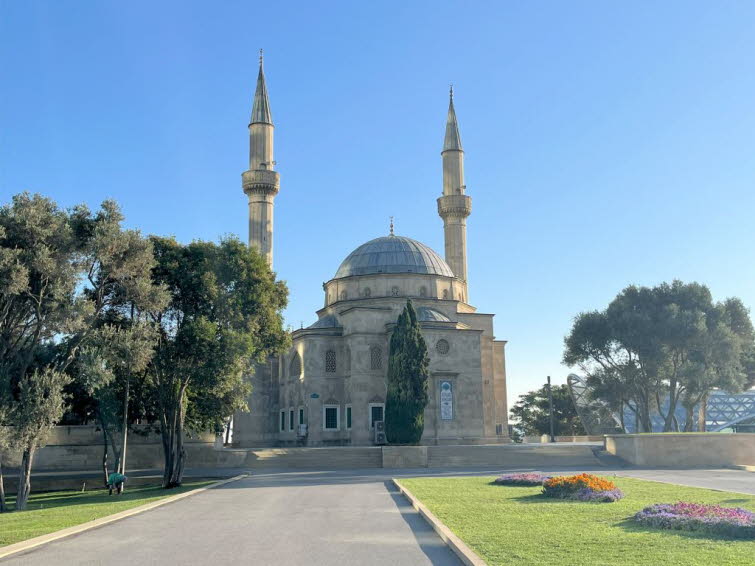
[310,393,320,399]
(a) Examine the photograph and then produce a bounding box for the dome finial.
[450,83,454,101]
[389,216,394,236]
[259,48,264,67]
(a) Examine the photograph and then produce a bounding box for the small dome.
[416,307,452,323]
[308,314,340,329]
[334,236,454,279]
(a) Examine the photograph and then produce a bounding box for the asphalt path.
[3,467,753,565]
[3,471,462,566]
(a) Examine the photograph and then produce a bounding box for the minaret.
[437,86,472,292]
[242,50,280,268]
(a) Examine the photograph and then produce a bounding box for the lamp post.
[546,376,555,443]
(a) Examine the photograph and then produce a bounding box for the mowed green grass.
[0,481,213,547]
[399,476,755,566]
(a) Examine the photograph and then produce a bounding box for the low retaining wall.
[523,435,604,444]
[0,425,221,471]
[604,433,755,468]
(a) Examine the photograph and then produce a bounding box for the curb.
[392,479,486,566]
[731,464,755,472]
[0,474,248,561]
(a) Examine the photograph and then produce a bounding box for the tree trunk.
[15,448,34,511]
[0,453,7,513]
[118,377,130,493]
[170,399,185,487]
[660,383,680,432]
[637,397,652,433]
[224,417,232,446]
[618,402,626,432]
[101,425,110,487]
[698,392,708,432]
[683,405,695,432]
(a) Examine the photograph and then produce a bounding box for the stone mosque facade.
[233,57,509,447]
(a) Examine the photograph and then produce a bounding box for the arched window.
[339,290,347,301]
[325,350,337,373]
[363,287,371,298]
[442,289,449,300]
[419,286,427,297]
[436,339,450,355]
[370,346,383,370]
[391,286,400,296]
[290,352,302,377]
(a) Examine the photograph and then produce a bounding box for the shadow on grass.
[615,517,752,542]
[4,484,197,512]
[510,493,567,504]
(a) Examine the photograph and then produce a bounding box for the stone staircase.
[243,446,383,469]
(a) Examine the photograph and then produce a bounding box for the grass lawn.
[0,481,213,547]
[399,476,755,566]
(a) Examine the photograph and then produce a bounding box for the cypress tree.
[385,300,430,444]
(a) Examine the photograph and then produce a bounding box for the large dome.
[334,235,454,279]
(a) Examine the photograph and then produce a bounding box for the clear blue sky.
[3,1,755,412]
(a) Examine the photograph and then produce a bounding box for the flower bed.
[493,472,551,486]
[542,473,624,502]
[634,502,755,539]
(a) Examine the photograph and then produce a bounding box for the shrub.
[542,473,623,502]
[635,503,755,539]
[575,488,624,502]
[493,473,551,486]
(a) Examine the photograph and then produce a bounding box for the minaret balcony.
[437,194,472,218]
[242,169,280,195]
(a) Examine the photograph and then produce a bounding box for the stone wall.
[523,435,603,444]
[0,425,221,471]
[604,433,755,467]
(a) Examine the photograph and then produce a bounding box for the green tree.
[564,281,755,432]
[0,193,160,509]
[147,236,288,488]
[385,300,430,444]
[510,384,586,437]
[76,322,160,486]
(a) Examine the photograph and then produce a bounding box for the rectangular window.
[370,404,385,430]
[298,407,305,425]
[323,405,339,431]
[280,410,286,432]
[289,409,294,431]
[346,405,352,430]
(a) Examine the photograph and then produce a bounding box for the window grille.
[370,346,382,370]
[290,352,302,377]
[325,350,337,373]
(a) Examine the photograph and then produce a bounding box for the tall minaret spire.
[243,50,280,268]
[437,86,472,295]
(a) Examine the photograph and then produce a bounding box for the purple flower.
[493,472,551,486]
[575,488,624,502]
[635,502,755,539]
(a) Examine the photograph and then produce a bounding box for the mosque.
[233,56,509,447]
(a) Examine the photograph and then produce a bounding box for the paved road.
[4,466,753,565]
[3,471,461,566]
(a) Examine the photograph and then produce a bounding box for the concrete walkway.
[2,471,462,566]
